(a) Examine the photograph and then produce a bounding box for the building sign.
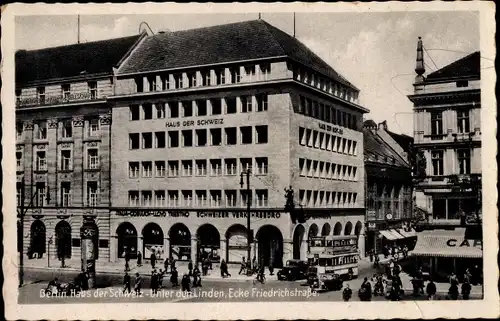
[116,210,190,217]
[17,92,94,107]
[319,122,343,135]
[166,118,224,128]
[446,239,482,249]
[115,209,281,219]
[330,238,358,254]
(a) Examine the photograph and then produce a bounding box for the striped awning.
[379,230,398,241]
[398,228,417,238]
[411,229,482,259]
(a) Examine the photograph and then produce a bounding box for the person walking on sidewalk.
[171,259,176,273]
[188,260,193,276]
[220,259,231,278]
[134,272,143,295]
[342,284,352,301]
[170,267,179,287]
[239,257,247,275]
[193,265,202,287]
[123,272,131,294]
[164,258,170,274]
[269,260,274,276]
[150,270,158,294]
[137,251,143,267]
[150,251,157,269]
[124,248,131,272]
[426,279,437,300]
[461,279,472,300]
[369,249,374,262]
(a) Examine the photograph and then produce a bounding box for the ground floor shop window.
[169,223,191,261]
[117,222,138,259]
[226,224,247,264]
[29,220,46,258]
[143,223,164,259]
[55,220,72,259]
[197,224,220,262]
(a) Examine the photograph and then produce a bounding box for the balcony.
[16,92,104,108]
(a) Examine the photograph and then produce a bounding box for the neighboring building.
[16,34,144,262]
[408,38,481,224]
[363,120,414,255]
[108,20,369,266]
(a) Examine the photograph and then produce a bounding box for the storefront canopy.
[398,228,417,238]
[411,228,482,259]
[379,229,405,241]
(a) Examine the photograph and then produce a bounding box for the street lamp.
[240,169,252,275]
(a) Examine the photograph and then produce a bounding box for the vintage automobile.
[277,259,309,281]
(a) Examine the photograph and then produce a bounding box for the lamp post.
[240,169,252,275]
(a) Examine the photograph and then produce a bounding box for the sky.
[15,12,486,136]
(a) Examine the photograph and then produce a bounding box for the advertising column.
[80,217,98,288]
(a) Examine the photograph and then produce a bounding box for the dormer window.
[456,80,469,88]
[37,87,45,104]
[62,84,71,99]
[88,81,97,99]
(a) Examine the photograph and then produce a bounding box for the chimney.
[378,120,388,131]
[415,37,425,83]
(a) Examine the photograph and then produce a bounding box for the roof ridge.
[427,51,480,77]
[161,19,262,37]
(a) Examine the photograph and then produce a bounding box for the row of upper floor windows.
[298,189,359,208]
[128,125,268,149]
[127,188,269,208]
[129,94,268,121]
[299,127,358,156]
[299,158,358,182]
[16,118,103,141]
[298,95,358,130]
[428,109,474,137]
[16,81,100,103]
[128,157,268,178]
[17,181,100,207]
[134,64,271,93]
[430,149,473,176]
[19,147,101,172]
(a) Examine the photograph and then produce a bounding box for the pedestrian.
[181,274,191,292]
[461,279,472,300]
[391,244,396,257]
[124,248,130,272]
[193,265,202,287]
[150,270,158,294]
[369,249,374,262]
[164,257,169,274]
[134,272,143,295]
[137,250,142,267]
[269,260,274,276]
[464,268,472,284]
[220,259,231,278]
[208,253,213,270]
[188,260,193,276]
[158,269,164,288]
[239,257,246,275]
[123,271,131,293]
[171,258,176,273]
[342,284,352,302]
[150,250,157,269]
[202,257,209,276]
[449,272,458,286]
[426,279,437,300]
[170,267,179,287]
[252,256,257,273]
[403,245,409,259]
[373,254,380,268]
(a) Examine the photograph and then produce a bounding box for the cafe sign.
[446,239,482,249]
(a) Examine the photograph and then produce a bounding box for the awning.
[388,229,406,240]
[411,228,482,259]
[379,230,398,240]
[398,228,417,238]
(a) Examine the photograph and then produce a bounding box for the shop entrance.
[142,223,164,260]
[29,220,46,258]
[225,224,247,264]
[169,223,191,261]
[256,225,283,268]
[117,222,138,259]
[55,220,72,259]
[292,224,305,260]
[197,224,221,263]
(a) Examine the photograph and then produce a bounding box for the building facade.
[363,120,414,255]
[408,38,481,223]
[16,34,144,263]
[107,20,369,266]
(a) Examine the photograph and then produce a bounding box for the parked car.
[277,260,309,281]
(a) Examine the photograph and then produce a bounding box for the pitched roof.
[363,127,409,168]
[16,34,143,86]
[387,130,414,154]
[426,51,480,81]
[118,20,357,90]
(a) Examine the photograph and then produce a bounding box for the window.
[155,161,165,177]
[225,190,237,207]
[169,102,179,118]
[182,130,193,147]
[196,129,207,146]
[182,160,193,176]
[210,128,222,146]
[168,131,179,148]
[155,190,165,207]
[16,152,23,171]
[129,133,140,149]
[245,65,256,78]
[456,80,469,88]
[135,78,143,92]
[202,70,211,86]
[188,73,197,87]
[129,162,139,178]
[256,189,268,207]
[174,74,183,88]
[211,98,222,115]
[457,149,471,174]
[168,160,179,177]
[62,119,72,138]
[88,119,100,137]
[142,161,153,177]
[37,121,47,140]
[162,74,171,90]
[225,158,237,175]
[142,132,153,149]
[16,123,23,140]
[240,158,252,172]
[168,191,178,207]
[88,81,97,99]
[225,127,237,145]
[225,97,237,114]
[130,105,140,121]
[182,190,193,207]
[36,151,47,171]
[182,101,193,117]
[196,190,207,207]
[197,100,207,116]
[256,94,268,112]
[155,132,166,148]
[195,159,207,176]
[431,150,444,176]
[156,103,166,119]
[241,96,252,113]
[129,191,140,206]
[256,157,268,175]
[240,126,252,144]
[457,110,470,133]
[431,112,443,135]
[37,87,46,104]
[87,149,99,169]
[216,69,225,85]
[260,64,271,79]
[61,182,71,207]
[142,191,153,207]
[36,182,46,206]
[87,182,98,206]
[60,150,72,171]
[210,190,222,207]
[210,159,222,176]
[230,68,241,83]
[61,84,71,99]
[240,189,251,207]
[256,125,268,144]
[299,96,306,114]
[143,103,153,120]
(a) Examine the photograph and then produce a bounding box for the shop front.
[365,218,417,256]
